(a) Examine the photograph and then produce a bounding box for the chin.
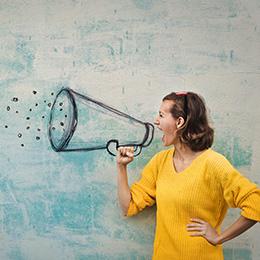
[162,139,174,147]
[163,142,171,147]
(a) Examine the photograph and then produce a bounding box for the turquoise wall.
[1,0,260,259]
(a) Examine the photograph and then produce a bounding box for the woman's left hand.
[186,218,220,245]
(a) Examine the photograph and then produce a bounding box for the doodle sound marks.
[4,90,55,149]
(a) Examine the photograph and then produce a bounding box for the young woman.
[116,92,260,260]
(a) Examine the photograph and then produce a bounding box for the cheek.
[170,125,178,135]
[165,124,175,134]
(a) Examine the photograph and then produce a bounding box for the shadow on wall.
[48,88,154,156]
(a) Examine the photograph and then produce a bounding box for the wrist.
[214,234,223,245]
[117,163,127,171]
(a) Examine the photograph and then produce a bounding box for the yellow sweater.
[127,148,260,260]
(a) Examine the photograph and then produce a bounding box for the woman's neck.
[173,144,207,173]
[173,143,207,163]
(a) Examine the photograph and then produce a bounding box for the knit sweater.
[127,148,260,260]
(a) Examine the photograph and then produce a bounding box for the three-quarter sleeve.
[127,158,157,216]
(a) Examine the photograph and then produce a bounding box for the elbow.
[119,195,131,216]
[121,206,130,217]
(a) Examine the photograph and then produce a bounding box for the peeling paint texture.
[0,0,260,259]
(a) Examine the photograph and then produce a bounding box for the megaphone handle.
[133,146,142,157]
[117,145,142,157]
[106,139,119,156]
[106,140,142,157]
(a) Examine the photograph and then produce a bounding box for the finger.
[186,226,203,232]
[119,146,134,157]
[117,147,124,154]
[186,223,203,230]
[126,152,134,159]
[125,146,135,154]
[186,223,203,228]
[189,232,203,237]
[118,146,127,156]
[190,218,205,224]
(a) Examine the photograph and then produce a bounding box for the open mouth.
[156,127,165,143]
[156,127,164,140]
[162,134,165,142]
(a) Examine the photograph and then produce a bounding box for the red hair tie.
[175,91,187,96]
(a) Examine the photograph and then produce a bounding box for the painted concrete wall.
[1,0,260,259]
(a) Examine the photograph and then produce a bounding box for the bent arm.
[187,215,257,245]
[216,215,257,244]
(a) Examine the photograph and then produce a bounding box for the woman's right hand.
[116,146,135,166]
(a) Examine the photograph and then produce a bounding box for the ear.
[176,117,185,129]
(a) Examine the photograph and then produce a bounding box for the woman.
[116,91,260,260]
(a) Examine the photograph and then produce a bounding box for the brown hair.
[163,92,214,152]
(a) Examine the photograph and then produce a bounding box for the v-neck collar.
[170,147,210,174]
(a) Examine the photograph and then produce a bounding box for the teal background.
[0,0,260,259]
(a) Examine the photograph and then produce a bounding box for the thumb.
[126,151,133,157]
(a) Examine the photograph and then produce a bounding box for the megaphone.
[48,88,154,156]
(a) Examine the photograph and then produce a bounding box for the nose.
[154,116,159,125]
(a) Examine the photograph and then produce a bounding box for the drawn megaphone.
[48,88,154,156]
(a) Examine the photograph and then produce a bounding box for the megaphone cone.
[48,88,154,156]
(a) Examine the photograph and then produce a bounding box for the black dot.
[35,103,38,106]
[60,109,63,112]
[6,106,10,111]
[42,116,45,119]
[21,144,24,147]
[36,136,40,140]
[16,111,19,113]
[33,90,37,95]
[26,117,30,120]
[26,126,30,130]
[5,125,8,128]
[37,128,41,132]
[59,102,63,106]
[60,122,64,126]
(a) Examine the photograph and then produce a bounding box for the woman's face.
[154,100,179,147]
